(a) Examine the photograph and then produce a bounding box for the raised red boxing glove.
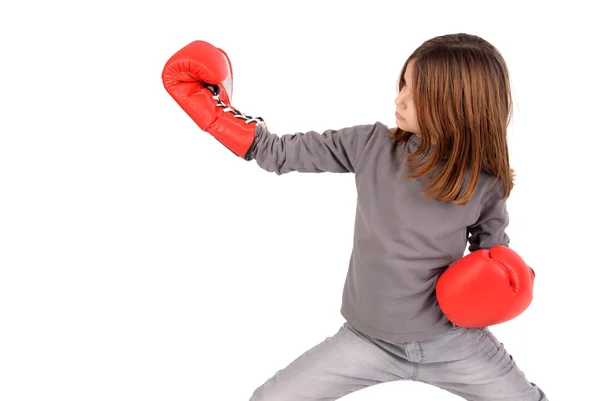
[161,40,265,159]
[435,245,535,328]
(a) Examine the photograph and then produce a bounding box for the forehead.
[404,60,415,82]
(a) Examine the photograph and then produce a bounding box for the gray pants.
[250,322,548,401]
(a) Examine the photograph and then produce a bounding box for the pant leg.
[249,322,413,401]
[416,326,548,401]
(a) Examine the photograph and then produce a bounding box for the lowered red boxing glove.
[161,40,265,159]
[436,245,535,328]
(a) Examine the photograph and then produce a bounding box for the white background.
[1,0,598,400]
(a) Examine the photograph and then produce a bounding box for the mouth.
[395,111,405,121]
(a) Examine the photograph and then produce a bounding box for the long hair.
[391,33,515,205]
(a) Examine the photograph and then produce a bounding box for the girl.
[163,32,549,401]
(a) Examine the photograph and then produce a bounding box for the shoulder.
[331,121,394,148]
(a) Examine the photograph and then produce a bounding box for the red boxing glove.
[161,40,265,158]
[435,245,535,328]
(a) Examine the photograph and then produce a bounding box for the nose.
[395,94,404,109]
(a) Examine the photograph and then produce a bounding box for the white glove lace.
[205,84,264,125]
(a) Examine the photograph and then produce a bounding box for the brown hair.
[391,33,515,205]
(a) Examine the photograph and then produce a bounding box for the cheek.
[408,106,417,122]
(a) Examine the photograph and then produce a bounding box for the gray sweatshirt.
[246,121,509,342]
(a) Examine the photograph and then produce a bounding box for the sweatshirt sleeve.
[467,187,510,252]
[244,122,379,174]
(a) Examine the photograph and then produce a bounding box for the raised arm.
[246,123,378,174]
[162,40,377,174]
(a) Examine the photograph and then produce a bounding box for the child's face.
[394,60,420,136]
